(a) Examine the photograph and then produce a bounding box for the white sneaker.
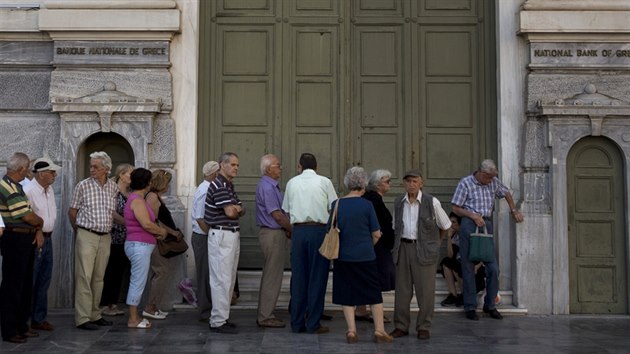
[142,310,167,320]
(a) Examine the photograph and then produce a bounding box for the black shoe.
[465,310,479,321]
[455,294,464,307]
[3,335,27,343]
[225,321,236,328]
[209,323,238,334]
[77,322,100,330]
[440,294,458,306]
[483,307,503,320]
[320,313,333,321]
[91,318,113,326]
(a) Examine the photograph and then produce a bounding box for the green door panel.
[568,137,627,314]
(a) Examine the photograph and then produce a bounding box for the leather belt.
[78,226,108,236]
[401,238,417,243]
[294,222,325,226]
[5,227,37,234]
[211,225,240,232]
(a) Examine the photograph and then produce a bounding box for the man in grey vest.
[389,170,451,340]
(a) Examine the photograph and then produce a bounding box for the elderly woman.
[124,168,168,328]
[355,169,396,322]
[328,166,393,344]
[101,163,134,316]
[143,169,184,320]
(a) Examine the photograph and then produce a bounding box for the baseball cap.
[403,169,423,179]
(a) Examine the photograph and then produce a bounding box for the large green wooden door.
[568,137,627,314]
[199,0,494,268]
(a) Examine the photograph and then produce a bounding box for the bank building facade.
[1,0,629,315]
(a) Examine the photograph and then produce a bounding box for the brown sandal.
[373,330,394,343]
[346,330,358,344]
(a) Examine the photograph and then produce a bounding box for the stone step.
[179,270,527,314]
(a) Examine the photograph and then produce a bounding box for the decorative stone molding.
[42,0,177,9]
[523,0,630,11]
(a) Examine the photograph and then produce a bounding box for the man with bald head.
[255,154,292,328]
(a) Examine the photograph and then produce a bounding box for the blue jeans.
[124,241,155,306]
[459,217,499,312]
[32,236,53,324]
[289,225,330,333]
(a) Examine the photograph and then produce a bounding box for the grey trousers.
[257,227,289,322]
[393,241,437,332]
[192,231,212,320]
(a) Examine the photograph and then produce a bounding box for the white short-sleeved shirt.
[282,169,337,224]
[401,191,452,240]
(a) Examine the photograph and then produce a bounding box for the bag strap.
[329,198,340,230]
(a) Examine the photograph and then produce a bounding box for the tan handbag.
[319,199,340,260]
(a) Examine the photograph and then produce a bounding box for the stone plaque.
[530,43,630,69]
[53,41,170,66]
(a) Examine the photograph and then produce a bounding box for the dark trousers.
[289,224,330,333]
[459,217,499,312]
[100,243,130,306]
[32,236,53,324]
[0,231,35,339]
[191,232,212,320]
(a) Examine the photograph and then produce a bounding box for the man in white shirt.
[389,170,452,340]
[282,153,337,334]
[24,157,61,332]
[190,160,219,321]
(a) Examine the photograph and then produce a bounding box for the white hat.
[202,161,219,176]
[32,157,61,173]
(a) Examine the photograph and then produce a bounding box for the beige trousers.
[256,227,289,322]
[74,228,111,325]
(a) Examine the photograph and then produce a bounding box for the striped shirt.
[204,174,241,228]
[0,174,33,227]
[70,177,117,233]
[451,172,509,217]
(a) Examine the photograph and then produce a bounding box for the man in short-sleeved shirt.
[24,157,61,332]
[254,154,292,328]
[190,160,219,321]
[205,152,245,334]
[451,159,524,321]
[0,152,44,343]
[68,151,117,330]
[282,153,337,334]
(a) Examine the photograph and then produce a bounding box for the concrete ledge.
[43,0,176,9]
[520,11,630,34]
[39,9,180,32]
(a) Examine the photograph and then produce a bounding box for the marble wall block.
[0,113,60,160]
[0,71,52,110]
[514,215,553,313]
[0,41,53,65]
[149,114,176,164]
[50,70,173,111]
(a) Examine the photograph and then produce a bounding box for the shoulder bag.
[319,199,340,260]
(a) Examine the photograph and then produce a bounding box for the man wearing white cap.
[190,160,220,321]
[24,157,61,332]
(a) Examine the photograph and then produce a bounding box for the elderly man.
[190,160,219,322]
[0,152,44,343]
[205,152,245,334]
[282,153,337,334]
[255,154,292,328]
[68,151,117,330]
[451,159,524,321]
[389,170,452,340]
[24,157,61,332]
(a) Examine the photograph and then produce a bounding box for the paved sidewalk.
[1,308,628,353]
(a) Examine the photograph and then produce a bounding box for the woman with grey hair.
[327,166,393,344]
[355,169,395,323]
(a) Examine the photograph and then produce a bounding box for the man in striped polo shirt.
[204,152,245,334]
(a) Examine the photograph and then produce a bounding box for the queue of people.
[0,151,524,344]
